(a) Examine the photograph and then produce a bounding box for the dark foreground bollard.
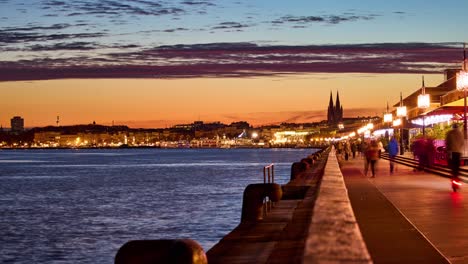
[301,158,313,167]
[240,183,282,223]
[115,239,207,264]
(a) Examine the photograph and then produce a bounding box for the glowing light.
[366,123,374,130]
[456,70,468,91]
[417,94,430,109]
[411,114,453,126]
[452,180,463,186]
[396,106,407,117]
[393,119,402,127]
[251,132,258,139]
[373,128,393,137]
[364,130,371,138]
[383,113,393,123]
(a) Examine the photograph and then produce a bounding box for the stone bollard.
[307,155,316,165]
[115,239,207,264]
[290,161,307,180]
[240,183,282,223]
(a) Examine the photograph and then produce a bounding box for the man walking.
[388,136,399,174]
[446,123,464,177]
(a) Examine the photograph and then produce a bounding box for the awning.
[408,102,465,127]
[423,105,465,118]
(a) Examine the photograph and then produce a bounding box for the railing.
[263,163,275,215]
[381,153,468,180]
[263,163,275,184]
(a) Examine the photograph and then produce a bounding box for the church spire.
[328,91,334,107]
[335,91,341,109]
[335,91,342,123]
[326,90,344,125]
[327,91,335,125]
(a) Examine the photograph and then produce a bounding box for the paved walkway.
[340,155,468,264]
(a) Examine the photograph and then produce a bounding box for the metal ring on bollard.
[240,183,282,223]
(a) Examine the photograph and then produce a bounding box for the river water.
[0,148,317,263]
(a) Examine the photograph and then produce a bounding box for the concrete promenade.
[116,150,468,264]
[340,154,468,264]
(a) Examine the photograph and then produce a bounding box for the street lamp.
[417,76,430,136]
[383,102,393,139]
[456,43,468,140]
[396,92,407,154]
[384,101,393,123]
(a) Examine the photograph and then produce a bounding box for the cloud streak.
[0,42,462,81]
[271,13,377,26]
[41,0,185,17]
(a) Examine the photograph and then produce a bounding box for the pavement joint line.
[341,156,452,264]
[363,160,452,264]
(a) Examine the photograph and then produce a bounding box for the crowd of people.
[334,137,387,178]
[333,123,464,180]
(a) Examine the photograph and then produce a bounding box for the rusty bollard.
[240,183,282,223]
[290,161,307,180]
[115,239,207,264]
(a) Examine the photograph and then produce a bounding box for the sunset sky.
[1,0,467,128]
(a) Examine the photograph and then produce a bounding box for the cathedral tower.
[327,91,344,125]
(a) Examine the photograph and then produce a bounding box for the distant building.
[11,116,24,133]
[327,91,343,126]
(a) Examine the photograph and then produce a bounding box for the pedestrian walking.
[344,141,351,161]
[361,139,370,175]
[351,141,357,159]
[378,140,384,158]
[388,136,399,174]
[446,123,464,177]
[366,140,380,177]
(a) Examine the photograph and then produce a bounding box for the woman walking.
[366,140,380,177]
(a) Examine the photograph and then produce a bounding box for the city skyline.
[1,0,468,128]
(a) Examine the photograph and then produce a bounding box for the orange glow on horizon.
[0,73,442,128]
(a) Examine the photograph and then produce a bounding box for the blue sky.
[1,0,467,127]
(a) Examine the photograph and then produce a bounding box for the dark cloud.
[162,27,189,33]
[272,14,376,26]
[212,22,251,30]
[0,42,462,81]
[43,0,67,6]
[0,31,106,44]
[1,23,76,32]
[180,1,215,7]
[28,42,100,51]
[41,0,185,17]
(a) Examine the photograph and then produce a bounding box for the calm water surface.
[0,148,317,263]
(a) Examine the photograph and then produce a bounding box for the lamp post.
[396,92,407,154]
[383,102,393,140]
[417,76,430,136]
[456,43,468,140]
